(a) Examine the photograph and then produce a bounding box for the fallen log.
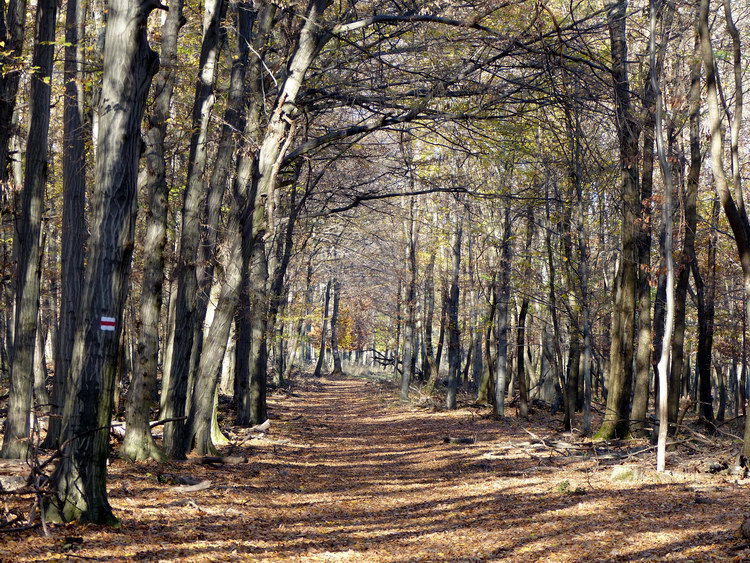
[443,436,475,445]
[192,456,248,465]
[250,420,270,433]
[172,480,212,493]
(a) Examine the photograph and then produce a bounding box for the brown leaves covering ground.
[3,374,750,562]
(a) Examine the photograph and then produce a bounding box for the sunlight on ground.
[3,376,750,561]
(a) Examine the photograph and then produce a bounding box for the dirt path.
[5,375,750,561]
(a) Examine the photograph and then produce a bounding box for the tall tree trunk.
[330,279,343,375]
[162,0,228,460]
[494,207,513,417]
[699,0,750,456]
[45,0,88,450]
[696,197,717,426]
[400,198,418,399]
[188,0,263,407]
[445,213,463,409]
[477,281,497,405]
[517,298,529,419]
[313,280,332,378]
[46,0,159,523]
[631,0,673,435]
[2,0,57,459]
[422,251,438,393]
[0,0,28,183]
[653,0,675,471]
[247,239,269,425]
[596,0,640,440]
[517,206,534,419]
[121,0,186,463]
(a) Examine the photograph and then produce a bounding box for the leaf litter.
[2,374,750,561]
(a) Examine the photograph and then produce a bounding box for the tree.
[44,0,88,451]
[596,0,641,440]
[1,0,57,459]
[161,0,228,460]
[699,0,750,458]
[121,0,186,463]
[330,278,343,375]
[45,0,161,523]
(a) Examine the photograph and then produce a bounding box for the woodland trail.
[5,374,750,561]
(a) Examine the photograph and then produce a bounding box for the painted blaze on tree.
[45,0,162,524]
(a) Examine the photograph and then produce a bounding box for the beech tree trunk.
[121,0,185,463]
[46,0,159,523]
[699,0,750,456]
[494,208,512,417]
[44,0,88,451]
[162,0,227,460]
[422,251,438,393]
[247,239,269,425]
[446,214,463,409]
[596,0,640,439]
[1,0,57,459]
[400,198,418,399]
[0,0,27,183]
[652,0,675,471]
[330,279,343,375]
[631,0,673,435]
[313,280,332,378]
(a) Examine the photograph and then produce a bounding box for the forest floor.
[3,372,750,561]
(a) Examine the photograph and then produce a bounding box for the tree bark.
[45,0,89,450]
[596,0,640,440]
[631,0,673,435]
[313,280,332,378]
[121,0,186,464]
[330,279,343,375]
[699,0,750,456]
[445,212,463,409]
[493,207,512,417]
[400,198,418,399]
[0,0,28,183]
[2,0,57,459]
[162,0,228,460]
[46,0,159,523]
[651,0,675,471]
[422,251,438,392]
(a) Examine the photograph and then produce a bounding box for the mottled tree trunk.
[162,0,228,460]
[0,0,27,183]
[313,280,332,378]
[400,198,418,399]
[631,0,672,435]
[699,0,750,456]
[517,298,529,419]
[247,240,269,425]
[494,208,512,417]
[330,279,343,375]
[46,0,159,523]
[45,0,88,450]
[2,0,57,459]
[596,0,640,439]
[422,251,438,393]
[445,214,463,409]
[121,0,185,463]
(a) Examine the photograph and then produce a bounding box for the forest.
[2,0,750,559]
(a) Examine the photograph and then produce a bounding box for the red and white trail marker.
[100,317,116,332]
